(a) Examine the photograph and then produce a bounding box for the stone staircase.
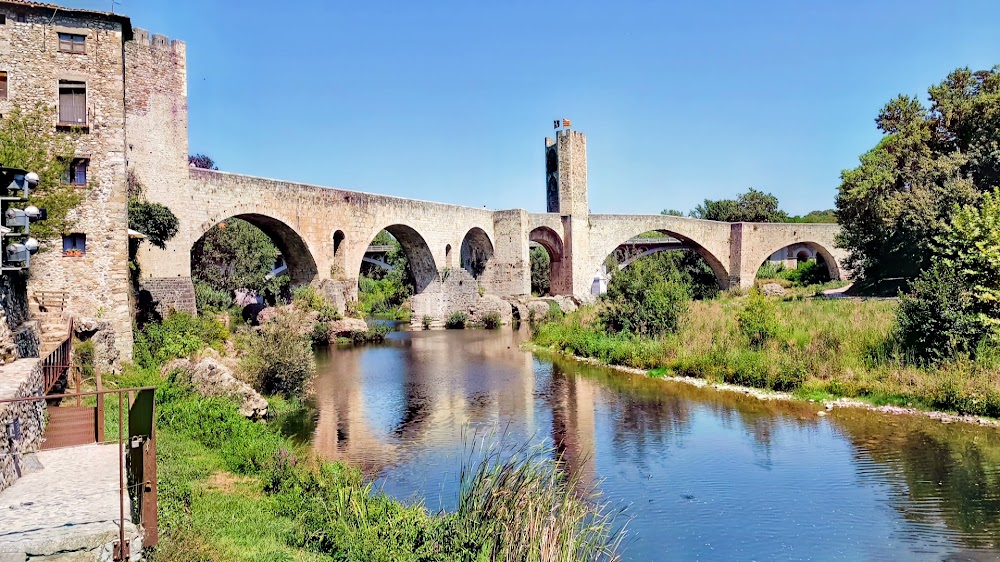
[29,291,71,358]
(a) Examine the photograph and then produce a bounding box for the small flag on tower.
[553,118,572,129]
[562,118,571,128]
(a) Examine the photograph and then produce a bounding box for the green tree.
[789,209,837,223]
[599,256,691,337]
[188,154,218,170]
[660,209,685,216]
[837,66,999,281]
[530,246,550,296]
[128,200,178,249]
[191,218,285,297]
[691,188,789,222]
[0,103,81,240]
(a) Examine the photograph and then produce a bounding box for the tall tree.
[836,66,999,281]
[691,188,788,222]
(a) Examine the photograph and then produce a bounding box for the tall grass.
[456,430,625,562]
[533,295,1000,417]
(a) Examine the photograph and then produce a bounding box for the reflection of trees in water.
[834,409,1000,550]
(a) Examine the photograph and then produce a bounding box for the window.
[62,158,88,185]
[16,14,25,23]
[58,80,86,125]
[0,72,6,100]
[58,33,85,54]
[62,233,86,256]
[0,15,6,25]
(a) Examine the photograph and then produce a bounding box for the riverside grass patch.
[533,295,1000,418]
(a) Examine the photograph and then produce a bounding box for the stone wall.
[0,4,133,359]
[0,359,44,494]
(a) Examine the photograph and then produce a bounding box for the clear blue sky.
[65,0,1000,215]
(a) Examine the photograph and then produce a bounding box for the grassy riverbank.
[533,294,1000,418]
[116,312,622,561]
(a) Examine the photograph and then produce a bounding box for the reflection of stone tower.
[549,365,597,487]
[544,128,592,297]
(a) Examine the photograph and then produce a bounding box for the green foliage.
[188,154,218,170]
[292,285,340,322]
[482,312,502,330]
[445,311,468,329]
[691,188,789,222]
[757,260,832,287]
[350,324,391,344]
[529,246,551,296]
[73,339,95,381]
[837,66,1000,281]
[737,290,782,347]
[599,256,690,337]
[127,199,179,249]
[0,103,82,240]
[193,280,232,312]
[789,209,838,223]
[660,209,685,216]
[358,231,414,318]
[897,263,986,363]
[192,218,287,299]
[422,315,432,329]
[236,310,316,397]
[934,188,1000,331]
[134,312,228,369]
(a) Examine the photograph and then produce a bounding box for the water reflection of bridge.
[310,330,603,485]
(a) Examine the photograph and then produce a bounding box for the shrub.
[292,285,340,321]
[134,312,228,368]
[237,312,316,397]
[193,280,232,312]
[127,199,179,249]
[598,257,690,337]
[421,315,432,330]
[897,263,986,363]
[482,312,502,330]
[446,311,468,329]
[737,290,781,347]
[349,324,391,344]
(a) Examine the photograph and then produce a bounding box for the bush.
[134,312,228,369]
[422,315,432,330]
[349,324,391,344]
[193,280,232,312]
[598,258,690,337]
[237,312,316,397]
[737,290,781,347]
[897,263,987,363]
[446,311,468,329]
[292,285,340,321]
[482,312,502,330]
[128,199,179,249]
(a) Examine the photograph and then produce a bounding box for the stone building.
[0,1,187,360]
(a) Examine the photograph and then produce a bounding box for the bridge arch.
[460,227,493,279]
[194,212,319,287]
[756,240,842,281]
[529,226,568,295]
[595,228,730,291]
[364,224,438,293]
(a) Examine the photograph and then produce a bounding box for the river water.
[303,326,1000,561]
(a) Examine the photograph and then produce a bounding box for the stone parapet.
[0,359,44,494]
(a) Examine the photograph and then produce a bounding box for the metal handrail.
[2,385,158,559]
[40,317,73,395]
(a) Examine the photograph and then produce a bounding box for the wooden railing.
[34,290,68,312]
[41,318,74,395]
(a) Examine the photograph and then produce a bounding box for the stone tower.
[544,127,592,297]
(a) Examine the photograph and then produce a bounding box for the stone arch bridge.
[137,130,847,323]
